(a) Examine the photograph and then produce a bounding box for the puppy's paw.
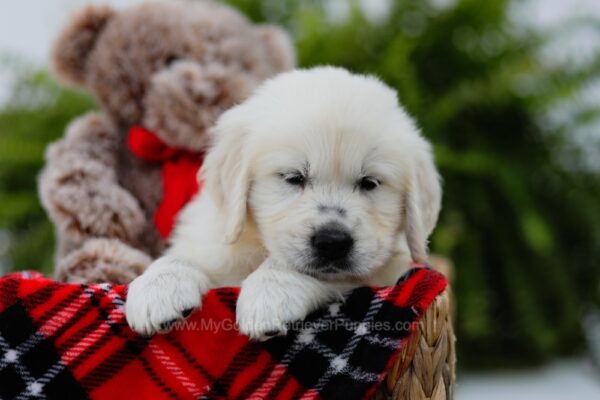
[236,303,290,341]
[236,295,295,341]
[236,277,311,341]
[125,259,210,336]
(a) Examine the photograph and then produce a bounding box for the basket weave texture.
[370,271,455,400]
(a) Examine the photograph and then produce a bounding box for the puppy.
[126,67,441,339]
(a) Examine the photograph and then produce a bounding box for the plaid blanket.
[0,267,446,400]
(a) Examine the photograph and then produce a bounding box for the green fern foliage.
[0,61,95,274]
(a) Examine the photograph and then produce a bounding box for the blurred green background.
[1,0,599,370]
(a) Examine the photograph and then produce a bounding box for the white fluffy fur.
[126,67,441,339]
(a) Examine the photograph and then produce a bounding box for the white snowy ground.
[458,358,600,399]
[1,0,600,397]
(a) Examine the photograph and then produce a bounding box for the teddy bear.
[39,1,295,284]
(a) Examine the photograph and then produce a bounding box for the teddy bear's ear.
[51,5,115,87]
[256,25,296,71]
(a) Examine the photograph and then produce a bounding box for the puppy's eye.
[358,176,380,191]
[281,173,306,187]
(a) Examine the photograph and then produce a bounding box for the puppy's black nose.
[311,228,354,262]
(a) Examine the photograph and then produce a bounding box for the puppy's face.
[248,116,413,279]
[203,67,441,280]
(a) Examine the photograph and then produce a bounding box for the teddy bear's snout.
[142,61,255,150]
[155,61,255,108]
[165,61,223,103]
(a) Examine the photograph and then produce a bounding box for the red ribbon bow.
[128,126,204,240]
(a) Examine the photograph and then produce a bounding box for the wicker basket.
[371,260,456,400]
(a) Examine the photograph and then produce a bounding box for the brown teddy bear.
[39,1,295,284]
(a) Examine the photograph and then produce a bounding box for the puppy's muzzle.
[310,225,354,264]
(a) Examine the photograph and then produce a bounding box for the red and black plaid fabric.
[0,268,446,400]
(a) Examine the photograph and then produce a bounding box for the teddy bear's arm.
[39,112,146,249]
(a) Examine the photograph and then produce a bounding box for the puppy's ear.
[51,5,115,87]
[403,139,442,263]
[200,106,252,243]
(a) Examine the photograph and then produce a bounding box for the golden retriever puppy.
[125,67,441,339]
